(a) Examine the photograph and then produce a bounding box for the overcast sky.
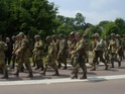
[48,0,125,25]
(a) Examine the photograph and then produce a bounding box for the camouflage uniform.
[70,33,87,79]
[32,35,44,70]
[108,33,121,68]
[0,36,8,79]
[57,34,67,69]
[91,33,108,71]
[68,32,76,66]
[14,32,33,77]
[116,34,124,62]
[103,36,110,64]
[11,35,20,69]
[42,36,59,76]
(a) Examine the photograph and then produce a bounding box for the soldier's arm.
[36,41,43,49]
[72,41,84,54]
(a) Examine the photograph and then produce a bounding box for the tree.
[115,18,125,36]
[102,22,119,37]
[74,13,86,30]
[0,0,59,38]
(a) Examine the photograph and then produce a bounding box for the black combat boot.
[58,63,62,69]
[111,61,114,68]
[52,69,60,76]
[71,73,78,79]
[118,61,121,67]
[41,68,47,76]
[63,66,67,70]
[90,66,96,71]
[28,71,33,78]
[80,73,87,79]
[105,64,108,70]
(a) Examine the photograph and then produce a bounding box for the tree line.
[0,0,125,39]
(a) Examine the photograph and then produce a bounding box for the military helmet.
[83,33,87,38]
[116,34,120,38]
[18,32,25,37]
[91,34,95,38]
[12,35,16,40]
[34,35,40,39]
[111,33,115,36]
[51,34,57,39]
[59,33,65,38]
[69,31,75,36]
[75,32,81,37]
[94,33,99,37]
[46,36,51,41]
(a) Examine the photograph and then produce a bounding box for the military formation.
[0,32,125,79]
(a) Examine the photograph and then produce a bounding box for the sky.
[48,0,125,25]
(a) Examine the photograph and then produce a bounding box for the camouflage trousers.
[57,53,67,68]
[17,55,32,72]
[0,58,7,73]
[72,55,87,75]
[92,50,107,69]
[110,53,121,67]
[44,55,58,70]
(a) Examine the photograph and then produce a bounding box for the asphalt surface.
[0,79,125,94]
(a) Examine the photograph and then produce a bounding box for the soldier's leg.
[114,54,121,67]
[32,56,36,67]
[11,55,16,69]
[71,57,78,79]
[62,55,67,69]
[90,51,98,71]
[36,60,44,71]
[24,58,33,77]
[79,60,87,79]
[51,60,60,76]
[118,50,123,62]
[99,51,108,70]
[57,55,62,69]
[110,53,115,68]
[13,58,24,77]
[0,63,8,79]
[42,55,50,76]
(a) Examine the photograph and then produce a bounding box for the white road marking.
[0,75,125,86]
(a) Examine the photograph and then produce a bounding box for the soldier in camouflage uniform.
[11,35,18,69]
[116,34,124,62]
[68,32,76,66]
[0,35,8,79]
[91,33,108,71]
[42,36,59,76]
[32,35,44,71]
[57,34,67,69]
[70,32,87,79]
[122,34,125,58]
[108,33,121,68]
[13,32,33,77]
[103,36,110,64]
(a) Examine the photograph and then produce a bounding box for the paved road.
[0,79,125,94]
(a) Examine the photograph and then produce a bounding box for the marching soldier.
[70,32,87,79]
[57,34,67,69]
[116,34,124,62]
[0,35,8,79]
[42,36,59,76]
[32,35,44,71]
[91,33,108,71]
[108,33,121,68]
[13,32,33,77]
